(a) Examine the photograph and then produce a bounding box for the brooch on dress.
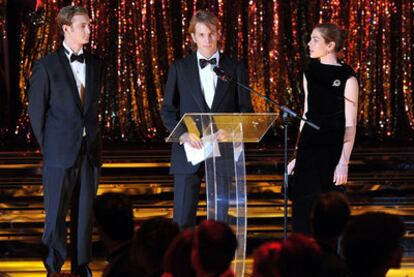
[332,79,341,87]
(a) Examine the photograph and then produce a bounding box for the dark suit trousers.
[42,140,99,272]
[173,166,231,229]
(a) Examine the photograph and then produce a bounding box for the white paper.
[183,134,221,165]
[233,142,243,162]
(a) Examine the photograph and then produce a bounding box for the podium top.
[165,113,277,143]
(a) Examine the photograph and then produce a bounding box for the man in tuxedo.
[161,10,253,229]
[28,5,102,276]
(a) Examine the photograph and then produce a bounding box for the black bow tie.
[199,58,217,69]
[70,53,85,63]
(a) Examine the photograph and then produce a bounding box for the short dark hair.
[194,220,237,275]
[311,191,350,241]
[314,23,347,52]
[163,230,196,277]
[94,192,134,241]
[342,212,405,275]
[57,5,89,35]
[279,233,322,277]
[253,241,282,277]
[133,217,180,270]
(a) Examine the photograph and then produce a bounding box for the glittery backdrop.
[7,0,414,144]
[0,1,8,135]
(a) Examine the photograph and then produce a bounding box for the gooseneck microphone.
[213,66,232,82]
[212,66,320,130]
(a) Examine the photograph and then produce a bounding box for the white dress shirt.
[63,41,86,136]
[197,51,219,109]
[63,41,86,96]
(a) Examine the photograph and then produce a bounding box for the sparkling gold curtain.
[11,0,414,143]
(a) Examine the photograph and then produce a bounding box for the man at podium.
[161,10,253,229]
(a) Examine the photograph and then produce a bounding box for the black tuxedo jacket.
[161,52,253,174]
[28,47,102,168]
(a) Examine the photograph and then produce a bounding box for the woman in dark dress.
[288,23,359,234]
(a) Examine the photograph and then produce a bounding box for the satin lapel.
[57,48,83,112]
[186,53,207,112]
[211,53,230,111]
[83,53,94,115]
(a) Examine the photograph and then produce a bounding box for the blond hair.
[188,10,220,34]
[57,5,89,35]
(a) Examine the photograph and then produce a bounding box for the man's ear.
[62,24,70,35]
[191,32,196,44]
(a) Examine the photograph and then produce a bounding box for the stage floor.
[0,258,413,276]
[0,146,413,275]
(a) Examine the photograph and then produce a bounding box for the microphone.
[213,66,232,82]
[212,66,320,130]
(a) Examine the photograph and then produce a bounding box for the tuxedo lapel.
[186,53,208,112]
[210,53,230,111]
[57,48,83,112]
[83,53,95,115]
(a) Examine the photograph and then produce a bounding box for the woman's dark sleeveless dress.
[291,59,356,234]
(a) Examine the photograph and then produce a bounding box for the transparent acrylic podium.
[165,113,277,276]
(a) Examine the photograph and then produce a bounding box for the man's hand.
[180,132,203,149]
[215,129,230,142]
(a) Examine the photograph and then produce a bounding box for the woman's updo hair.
[314,23,347,52]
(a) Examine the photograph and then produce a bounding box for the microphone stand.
[213,67,319,239]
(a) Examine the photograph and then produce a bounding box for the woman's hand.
[287,159,296,175]
[333,163,348,185]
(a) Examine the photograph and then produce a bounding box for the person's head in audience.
[252,241,282,277]
[94,192,135,250]
[163,230,196,277]
[133,217,180,277]
[341,212,405,277]
[278,233,322,277]
[311,191,350,249]
[191,220,237,277]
